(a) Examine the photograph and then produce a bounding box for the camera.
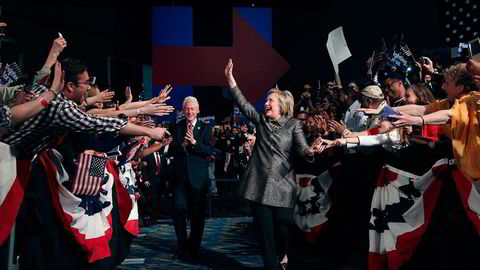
[469,38,480,60]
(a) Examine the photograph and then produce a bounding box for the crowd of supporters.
[1,16,480,270]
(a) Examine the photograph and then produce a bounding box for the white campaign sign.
[326,26,352,74]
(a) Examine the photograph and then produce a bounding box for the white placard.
[326,26,352,74]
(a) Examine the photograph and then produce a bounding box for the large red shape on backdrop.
[153,12,290,103]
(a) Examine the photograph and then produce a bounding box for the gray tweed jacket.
[230,86,313,208]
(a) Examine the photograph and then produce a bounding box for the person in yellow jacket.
[380,61,479,181]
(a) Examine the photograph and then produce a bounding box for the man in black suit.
[168,96,213,260]
[142,146,164,219]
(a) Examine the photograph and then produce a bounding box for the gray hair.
[183,96,200,110]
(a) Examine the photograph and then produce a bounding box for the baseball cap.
[361,85,384,99]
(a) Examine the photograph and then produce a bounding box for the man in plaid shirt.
[1,58,168,157]
[0,58,169,267]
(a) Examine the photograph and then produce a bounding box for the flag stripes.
[72,153,107,196]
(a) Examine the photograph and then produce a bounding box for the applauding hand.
[184,128,196,145]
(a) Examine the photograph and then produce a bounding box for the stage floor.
[116,216,353,270]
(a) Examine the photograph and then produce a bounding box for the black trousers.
[250,201,293,270]
[171,181,208,255]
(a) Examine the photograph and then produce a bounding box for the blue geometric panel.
[152,6,193,46]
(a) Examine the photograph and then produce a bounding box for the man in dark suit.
[141,147,163,219]
[168,96,213,260]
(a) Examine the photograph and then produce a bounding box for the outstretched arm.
[118,84,172,110]
[35,37,67,82]
[357,104,428,116]
[393,104,428,116]
[85,89,115,107]
[389,109,452,127]
[87,103,174,117]
[135,137,172,159]
[11,62,65,126]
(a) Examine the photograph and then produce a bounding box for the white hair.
[182,96,200,110]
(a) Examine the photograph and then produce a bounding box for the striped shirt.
[0,84,128,158]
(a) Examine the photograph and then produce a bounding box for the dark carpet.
[116,194,354,270]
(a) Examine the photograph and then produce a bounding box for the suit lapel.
[193,121,202,140]
[179,120,187,142]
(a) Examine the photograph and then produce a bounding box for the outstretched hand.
[421,57,434,74]
[125,86,133,103]
[98,89,115,103]
[312,115,326,132]
[159,84,173,101]
[328,119,347,134]
[356,107,382,115]
[150,84,172,104]
[332,138,347,146]
[149,127,170,141]
[308,136,330,154]
[389,112,422,127]
[140,103,174,116]
[50,36,67,57]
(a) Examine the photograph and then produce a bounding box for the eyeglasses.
[76,76,96,86]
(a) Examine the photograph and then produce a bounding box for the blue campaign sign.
[152,6,279,112]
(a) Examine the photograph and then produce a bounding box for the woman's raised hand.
[225,59,237,88]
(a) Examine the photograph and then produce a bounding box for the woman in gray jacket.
[225,59,325,270]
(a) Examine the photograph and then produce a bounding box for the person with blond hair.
[225,59,325,270]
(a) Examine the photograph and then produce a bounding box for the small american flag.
[72,153,107,196]
[367,38,388,77]
[0,63,23,85]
